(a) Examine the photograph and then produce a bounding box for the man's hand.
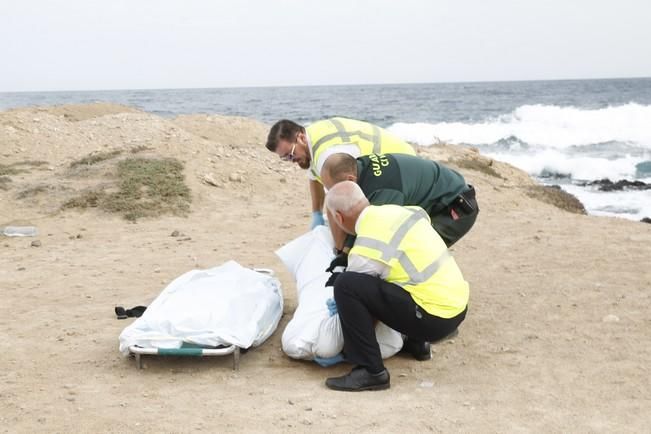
[310,211,325,228]
[325,297,338,316]
[326,252,348,273]
[314,353,344,367]
[325,273,341,288]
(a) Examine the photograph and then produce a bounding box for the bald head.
[325,181,369,234]
[321,153,358,189]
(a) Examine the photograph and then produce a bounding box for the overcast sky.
[1,0,650,92]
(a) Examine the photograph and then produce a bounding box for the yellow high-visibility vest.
[306,117,416,182]
[350,205,469,318]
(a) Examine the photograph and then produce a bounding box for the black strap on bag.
[115,305,147,320]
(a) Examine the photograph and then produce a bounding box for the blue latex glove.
[314,353,345,367]
[326,297,337,317]
[310,210,325,229]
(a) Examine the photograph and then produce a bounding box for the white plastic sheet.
[118,261,283,355]
[276,226,403,361]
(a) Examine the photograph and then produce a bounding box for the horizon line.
[2,75,650,94]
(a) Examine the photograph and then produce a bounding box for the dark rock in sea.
[580,178,651,192]
[539,169,571,180]
[641,217,651,224]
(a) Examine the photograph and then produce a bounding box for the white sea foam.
[389,103,651,149]
[389,103,651,220]
[561,185,651,221]
[483,150,647,181]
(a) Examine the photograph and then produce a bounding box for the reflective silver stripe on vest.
[354,207,450,284]
[312,119,383,155]
[371,124,381,154]
[382,208,427,261]
[354,207,433,267]
[395,249,451,286]
[355,207,429,260]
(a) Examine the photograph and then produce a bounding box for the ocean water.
[2,78,650,221]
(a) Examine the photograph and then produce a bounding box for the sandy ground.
[1,104,650,433]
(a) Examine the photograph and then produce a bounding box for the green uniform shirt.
[343,153,469,250]
[357,153,468,214]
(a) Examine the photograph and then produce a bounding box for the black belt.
[429,185,477,217]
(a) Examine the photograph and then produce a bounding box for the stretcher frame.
[129,343,241,370]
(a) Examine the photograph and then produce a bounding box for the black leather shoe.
[401,339,432,361]
[325,366,390,391]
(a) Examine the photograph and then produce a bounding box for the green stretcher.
[128,342,241,370]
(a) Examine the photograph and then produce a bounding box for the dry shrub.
[452,158,504,179]
[69,150,122,168]
[525,185,586,214]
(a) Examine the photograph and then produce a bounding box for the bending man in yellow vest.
[265,117,416,228]
[323,181,469,391]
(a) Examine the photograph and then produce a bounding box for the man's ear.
[335,211,345,228]
[346,174,356,182]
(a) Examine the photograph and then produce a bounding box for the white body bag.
[118,261,283,355]
[276,226,403,360]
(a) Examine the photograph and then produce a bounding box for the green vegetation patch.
[63,157,191,221]
[69,150,122,168]
[526,185,586,215]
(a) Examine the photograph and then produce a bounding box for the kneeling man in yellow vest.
[324,181,469,391]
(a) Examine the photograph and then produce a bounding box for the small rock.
[170,230,180,237]
[17,267,26,271]
[304,407,312,411]
[419,381,434,388]
[279,178,287,183]
[202,173,222,187]
[229,173,244,182]
[31,240,42,247]
[602,314,620,323]
[287,399,294,405]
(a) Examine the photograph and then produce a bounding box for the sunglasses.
[280,142,297,161]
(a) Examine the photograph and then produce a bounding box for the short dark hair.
[323,153,358,183]
[265,119,305,152]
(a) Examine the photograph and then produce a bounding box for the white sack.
[276,226,403,360]
[119,261,282,355]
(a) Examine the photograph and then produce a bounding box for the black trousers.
[431,185,479,247]
[334,272,467,373]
